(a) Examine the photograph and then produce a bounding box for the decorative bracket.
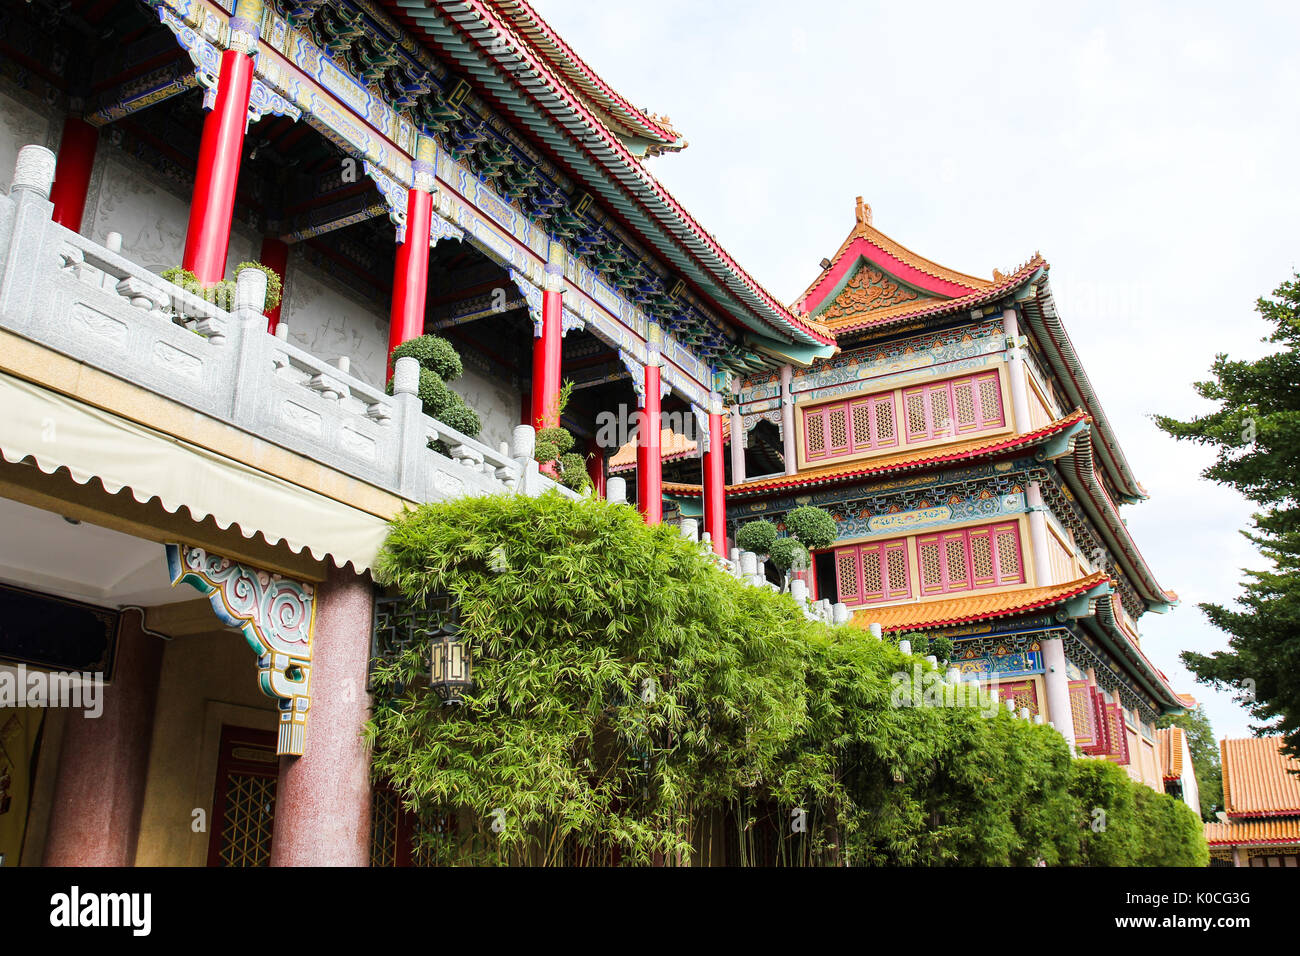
[365,160,408,241]
[247,77,302,130]
[166,544,315,756]
[510,269,545,336]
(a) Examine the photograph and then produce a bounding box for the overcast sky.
[536,0,1300,741]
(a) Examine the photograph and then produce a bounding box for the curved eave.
[1057,430,1175,612]
[664,409,1091,499]
[394,0,832,350]
[1017,279,1146,502]
[489,0,682,147]
[1086,590,1186,712]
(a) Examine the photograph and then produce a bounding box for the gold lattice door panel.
[207,725,279,867]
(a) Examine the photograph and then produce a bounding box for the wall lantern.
[427,614,472,705]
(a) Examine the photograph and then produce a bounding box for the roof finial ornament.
[855,196,871,227]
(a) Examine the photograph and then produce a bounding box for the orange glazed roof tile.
[1204,817,1300,847]
[608,427,709,473]
[662,409,1089,498]
[848,571,1111,633]
[1221,737,1300,818]
[1157,727,1185,782]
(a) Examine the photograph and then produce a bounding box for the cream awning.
[0,371,392,572]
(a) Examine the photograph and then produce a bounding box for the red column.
[703,408,726,555]
[259,236,289,333]
[269,564,373,867]
[183,49,256,284]
[386,186,433,377]
[586,435,606,498]
[638,363,662,523]
[43,612,163,866]
[531,245,565,429]
[50,116,99,233]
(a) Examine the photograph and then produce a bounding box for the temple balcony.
[0,146,575,575]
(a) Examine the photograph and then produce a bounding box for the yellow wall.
[134,628,277,867]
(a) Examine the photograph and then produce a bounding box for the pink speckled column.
[43,611,163,866]
[269,564,374,867]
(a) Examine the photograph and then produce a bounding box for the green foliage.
[736,520,778,556]
[391,334,464,382]
[369,492,1207,866]
[234,261,282,311]
[767,536,808,574]
[785,506,838,551]
[1157,705,1223,820]
[927,636,954,664]
[1155,272,1300,758]
[385,335,480,440]
[533,381,590,493]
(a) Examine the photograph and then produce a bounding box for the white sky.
[535,0,1300,741]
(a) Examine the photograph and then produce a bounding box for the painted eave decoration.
[1056,428,1177,612]
[663,408,1092,499]
[386,0,834,352]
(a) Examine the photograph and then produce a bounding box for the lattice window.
[906,390,927,438]
[215,774,277,867]
[835,549,860,602]
[978,374,1003,426]
[929,388,952,436]
[916,522,1023,594]
[918,538,944,594]
[943,533,968,589]
[970,531,995,583]
[903,371,1005,441]
[861,550,883,595]
[1106,702,1131,765]
[851,401,872,450]
[953,379,977,429]
[995,525,1023,581]
[874,397,897,445]
[371,787,400,867]
[885,545,908,596]
[806,414,826,456]
[1069,680,1096,747]
[996,679,1040,718]
[837,540,909,605]
[827,406,848,453]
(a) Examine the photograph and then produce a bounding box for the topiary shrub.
[767,536,808,574]
[533,381,590,493]
[785,505,838,551]
[927,635,954,664]
[392,334,463,381]
[388,334,480,440]
[736,519,778,556]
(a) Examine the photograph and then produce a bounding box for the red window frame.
[915,521,1025,596]
[803,393,899,462]
[834,538,910,606]
[902,370,1005,442]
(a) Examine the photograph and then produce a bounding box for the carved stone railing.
[0,144,572,509]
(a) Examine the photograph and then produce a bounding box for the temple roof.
[391,0,835,354]
[662,409,1090,498]
[849,571,1111,633]
[608,426,715,473]
[1157,727,1186,782]
[1221,737,1300,818]
[792,197,1148,502]
[490,1,685,153]
[1204,817,1300,847]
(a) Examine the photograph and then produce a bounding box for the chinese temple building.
[0,0,834,866]
[1205,737,1300,867]
[1156,725,1201,814]
[667,197,1186,792]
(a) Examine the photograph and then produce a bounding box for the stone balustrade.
[0,144,573,511]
